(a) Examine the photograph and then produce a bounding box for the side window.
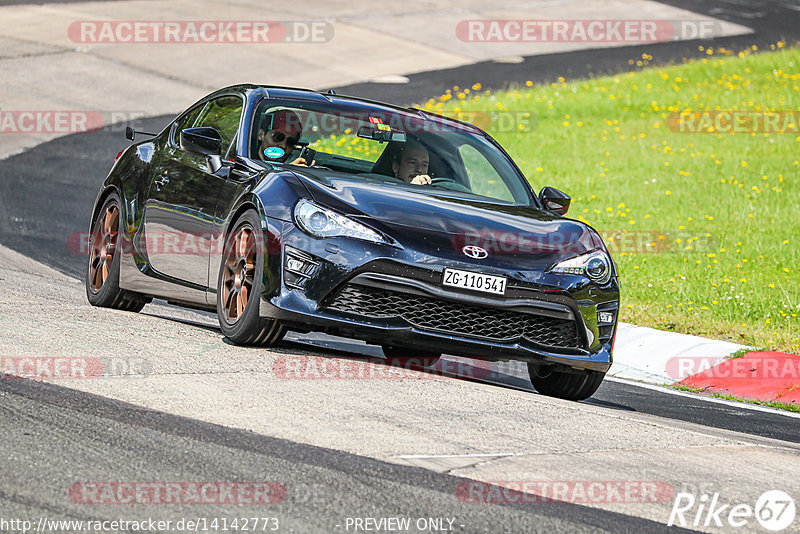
[458,144,514,202]
[171,105,203,146]
[194,96,243,156]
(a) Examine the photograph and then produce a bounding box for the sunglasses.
[270,130,299,147]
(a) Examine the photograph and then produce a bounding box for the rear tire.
[217,210,286,346]
[527,364,605,401]
[381,345,441,368]
[86,192,148,312]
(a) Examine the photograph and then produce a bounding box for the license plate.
[442,268,507,295]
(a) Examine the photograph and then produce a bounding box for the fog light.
[599,312,615,324]
[284,246,320,290]
[286,257,305,272]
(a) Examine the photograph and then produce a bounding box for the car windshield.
[250,98,533,205]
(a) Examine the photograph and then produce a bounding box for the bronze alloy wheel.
[221,225,256,323]
[216,210,286,346]
[88,204,119,293]
[85,193,148,313]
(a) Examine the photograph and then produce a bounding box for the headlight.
[550,250,613,284]
[294,199,388,244]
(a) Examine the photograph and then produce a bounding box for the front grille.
[326,284,581,349]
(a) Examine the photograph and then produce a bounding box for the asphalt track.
[0,378,701,534]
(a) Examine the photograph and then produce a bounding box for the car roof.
[205,83,484,135]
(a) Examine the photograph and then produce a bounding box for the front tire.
[527,364,605,401]
[217,210,285,346]
[86,193,148,312]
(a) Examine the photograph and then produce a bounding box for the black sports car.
[86,84,619,401]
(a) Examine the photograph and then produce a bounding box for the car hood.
[292,170,603,267]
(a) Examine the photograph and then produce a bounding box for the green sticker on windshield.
[264,146,285,159]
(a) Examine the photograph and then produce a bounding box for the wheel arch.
[89,185,121,232]
[225,194,267,235]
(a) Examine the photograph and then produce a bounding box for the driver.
[255,109,311,165]
[392,140,432,185]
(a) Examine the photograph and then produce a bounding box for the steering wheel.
[430,177,472,193]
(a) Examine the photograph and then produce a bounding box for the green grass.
[726,347,760,359]
[672,384,800,412]
[422,43,800,353]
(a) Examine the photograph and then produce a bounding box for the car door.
[142,95,244,289]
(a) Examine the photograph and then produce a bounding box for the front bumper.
[259,221,619,373]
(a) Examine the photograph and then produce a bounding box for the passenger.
[256,109,311,165]
[392,140,432,185]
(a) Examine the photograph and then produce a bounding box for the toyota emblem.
[462,245,488,259]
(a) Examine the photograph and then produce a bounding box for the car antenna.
[125,126,157,141]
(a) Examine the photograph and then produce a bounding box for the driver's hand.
[289,157,315,167]
[410,174,432,185]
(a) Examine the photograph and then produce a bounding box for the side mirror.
[180,127,222,157]
[539,186,571,216]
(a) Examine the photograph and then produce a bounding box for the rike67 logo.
[668,490,796,531]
